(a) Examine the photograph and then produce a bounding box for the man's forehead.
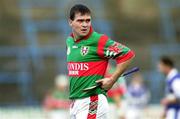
[74,13,91,19]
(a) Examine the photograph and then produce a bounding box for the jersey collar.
[70,26,93,43]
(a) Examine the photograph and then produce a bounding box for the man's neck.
[70,26,93,42]
[73,33,82,41]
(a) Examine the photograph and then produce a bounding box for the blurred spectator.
[126,73,150,119]
[158,56,180,119]
[43,74,70,119]
[106,64,127,119]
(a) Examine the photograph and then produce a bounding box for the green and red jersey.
[66,27,135,99]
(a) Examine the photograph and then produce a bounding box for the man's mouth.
[81,29,87,32]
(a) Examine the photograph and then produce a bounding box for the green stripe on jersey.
[69,75,106,99]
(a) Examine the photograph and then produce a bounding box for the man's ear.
[68,19,73,27]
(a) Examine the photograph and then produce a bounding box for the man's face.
[157,62,167,75]
[69,13,91,38]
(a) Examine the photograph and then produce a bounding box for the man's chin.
[80,33,88,37]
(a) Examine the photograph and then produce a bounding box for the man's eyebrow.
[76,18,91,20]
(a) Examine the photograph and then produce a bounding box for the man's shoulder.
[92,31,105,37]
[172,73,180,80]
[91,31,109,41]
[66,35,73,40]
[168,73,180,84]
[66,36,73,44]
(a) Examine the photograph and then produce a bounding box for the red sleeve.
[115,50,135,64]
[97,34,135,62]
[97,35,108,58]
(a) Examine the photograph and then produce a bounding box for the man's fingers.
[95,79,103,84]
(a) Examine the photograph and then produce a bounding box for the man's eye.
[86,19,91,23]
[77,20,83,23]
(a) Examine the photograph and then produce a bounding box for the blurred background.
[0,0,179,118]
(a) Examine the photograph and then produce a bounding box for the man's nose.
[82,21,88,27]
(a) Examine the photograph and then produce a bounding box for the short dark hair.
[69,4,91,20]
[160,56,174,68]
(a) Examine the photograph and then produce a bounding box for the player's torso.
[67,32,108,77]
[66,32,107,99]
[167,74,180,93]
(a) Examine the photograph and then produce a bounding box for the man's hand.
[161,98,169,106]
[96,77,115,90]
[95,58,134,91]
[161,94,177,106]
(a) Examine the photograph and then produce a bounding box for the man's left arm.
[96,37,135,90]
[96,58,133,90]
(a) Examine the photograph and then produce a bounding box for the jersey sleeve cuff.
[115,50,135,64]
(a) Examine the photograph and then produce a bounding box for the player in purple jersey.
[158,56,180,119]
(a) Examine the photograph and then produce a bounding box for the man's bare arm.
[96,57,134,90]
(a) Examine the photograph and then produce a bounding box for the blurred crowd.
[42,56,180,119]
[43,75,70,119]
